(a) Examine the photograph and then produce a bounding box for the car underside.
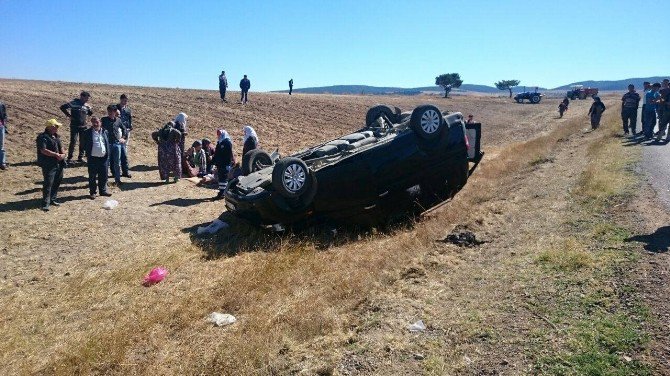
[224,104,484,229]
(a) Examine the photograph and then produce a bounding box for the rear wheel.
[272,157,313,199]
[366,105,397,126]
[516,98,523,103]
[531,94,541,103]
[242,149,273,175]
[410,105,444,140]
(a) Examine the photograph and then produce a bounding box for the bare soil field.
[3,79,663,375]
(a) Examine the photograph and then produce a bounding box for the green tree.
[435,73,463,98]
[494,79,521,98]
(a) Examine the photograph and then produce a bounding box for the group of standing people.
[218,71,253,104]
[35,92,134,210]
[620,80,670,140]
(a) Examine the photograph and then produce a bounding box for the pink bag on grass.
[143,267,168,286]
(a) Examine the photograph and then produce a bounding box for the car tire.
[410,105,444,140]
[242,149,274,175]
[272,157,313,199]
[366,105,397,126]
[516,98,523,103]
[531,95,541,104]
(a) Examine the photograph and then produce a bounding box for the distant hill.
[272,76,668,96]
[552,77,667,91]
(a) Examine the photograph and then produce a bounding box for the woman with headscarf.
[212,129,235,200]
[173,112,188,153]
[242,125,259,157]
[588,96,606,130]
[151,121,182,183]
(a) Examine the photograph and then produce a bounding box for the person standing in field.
[642,83,661,139]
[558,98,569,118]
[213,129,234,200]
[219,71,228,103]
[152,121,182,183]
[0,100,8,170]
[36,119,66,211]
[588,96,606,129]
[655,79,670,140]
[240,75,251,104]
[82,116,112,199]
[621,84,641,136]
[289,79,293,95]
[60,91,93,163]
[101,105,128,186]
[116,94,132,178]
[641,81,651,133]
[173,112,188,154]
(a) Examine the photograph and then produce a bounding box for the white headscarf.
[243,125,258,145]
[217,129,232,145]
[174,112,188,131]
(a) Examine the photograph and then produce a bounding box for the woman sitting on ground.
[242,125,259,157]
[212,129,235,200]
[202,138,216,174]
[183,140,208,178]
[151,121,182,183]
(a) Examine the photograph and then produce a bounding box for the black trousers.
[219,87,227,100]
[67,126,85,160]
[289,86,293,95]
[42,163,64,205]
[621,107,637,133]
[241,90,248,103]
[88,156,109,194]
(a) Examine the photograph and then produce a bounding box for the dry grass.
[0,78,612,375]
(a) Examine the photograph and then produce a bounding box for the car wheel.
[366,105,397,126]
[272,157,312,198]
[516,98,523,103]
[242,149,274,175]
[410,105,444,140]
[531,95,541,103]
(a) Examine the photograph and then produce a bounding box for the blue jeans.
[110,142,122,183]
[0,126,5,165]
[642,106,657,138]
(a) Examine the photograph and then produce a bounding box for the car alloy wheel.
[420,109,441,134]
[283,163,306,193]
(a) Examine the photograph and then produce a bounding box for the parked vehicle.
[514,91,543,104]
[225,104,484,228]
[566,85,599,100]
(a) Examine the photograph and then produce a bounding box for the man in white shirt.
[83,116,112,199]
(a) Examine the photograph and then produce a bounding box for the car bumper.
[225,187,309,226]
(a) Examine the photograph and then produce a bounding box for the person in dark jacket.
[621,84,641,135]
[116,94,132,178]
[212,129,234,200]
[558,98,569,118]
[588,96,606,130]
[242,125,259,157]
[289,79,293,95]
[82,116,112,199]
[0,100,8,169]
[240,75,251,104]
[60,91,93,163]
[36,119,67,211]
[219,71,228,103]
[101,105,128,186]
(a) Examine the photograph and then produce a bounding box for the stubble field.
[2,79,643,375]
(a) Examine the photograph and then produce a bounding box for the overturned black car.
[225,104,484,228]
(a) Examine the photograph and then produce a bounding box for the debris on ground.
[413,353,425,360]
[142,267,168,286]
[408,320,426,332]
[208,312,237,327]
[197,219,229,235]
[102,199,119,210]
[439,229,485,247]
[401,266,426,280]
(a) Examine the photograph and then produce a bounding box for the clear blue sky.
[1,0,666,91]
